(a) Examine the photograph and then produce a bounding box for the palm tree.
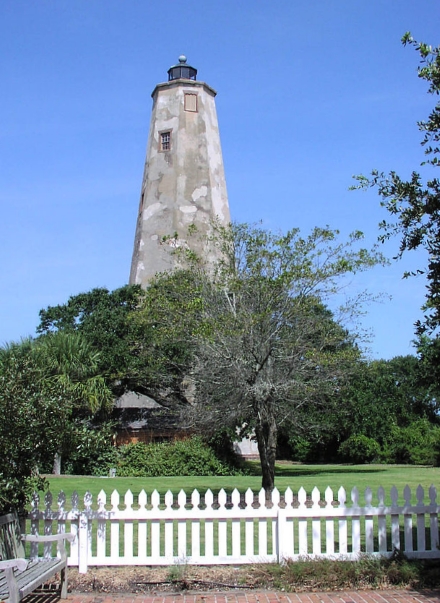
[33,332,113,474]
[34,332,113,415]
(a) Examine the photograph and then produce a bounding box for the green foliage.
[62,422,119,476]
[0,333,114,510]
[35,332,113,416]
[206,430,248,471]
[382,419,440,465]
[137,223,383,493]
[340,355,437,444]
[0,347,71,512]
[338,435,381,464]
[37,285,149,396]
[133,271,203,404]
[116,436,244,477]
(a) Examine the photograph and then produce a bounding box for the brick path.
[65,590,440,603]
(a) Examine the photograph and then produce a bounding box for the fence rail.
[27,485,440,572]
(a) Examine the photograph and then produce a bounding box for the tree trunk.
[53,452,62,475]
[254,411,277,496]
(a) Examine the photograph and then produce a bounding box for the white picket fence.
[27,484,440,572]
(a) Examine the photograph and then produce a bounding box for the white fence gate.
[27,485,440,572]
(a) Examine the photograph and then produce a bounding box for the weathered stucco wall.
[130,78,230,286]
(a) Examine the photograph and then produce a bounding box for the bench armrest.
[21,533,74,562]
[0,558,28,571]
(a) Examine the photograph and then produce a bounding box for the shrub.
[338,434,381,464]
[62,422,119,476]
[206,430,248,471]
[382,420,440,465]
[116,436,243,477]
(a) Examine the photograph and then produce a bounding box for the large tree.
[353,34,440,337]
[0,347,68,512]
[37,285,148,396]
[136,223,384,493]
[341,355,439,442]
[0,333,113,509]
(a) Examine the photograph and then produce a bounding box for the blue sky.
[1,0,439,359]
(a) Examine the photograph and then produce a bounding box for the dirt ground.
[67,565,269,594]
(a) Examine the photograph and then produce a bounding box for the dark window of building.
[184,93,198,112]
[160,131,171,151]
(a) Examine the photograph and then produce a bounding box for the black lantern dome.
[168,55,197,81]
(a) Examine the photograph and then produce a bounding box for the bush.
[338,434,381,464]
[0,349,70,512]
[206,430,248,471]
[382,420,440,465]
[117,436,244,477]
[62,422,119,476]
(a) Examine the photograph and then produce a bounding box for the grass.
[43,462,440,509]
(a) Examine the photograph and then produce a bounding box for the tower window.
[184,93,198,112]
[160,131,171,151]
[139,192,144,215]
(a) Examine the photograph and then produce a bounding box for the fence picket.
[377,486,387,553]
[416,486,426,553]
[325,487,334,555]
[430,486,439,553]
[138,490,148,558]
[284,488,295,558]
[43,492,53,559]
[298,488,307,555]
[191,490,201,560]
[312,487,321,555]
[69,492,79,565]
[96,490,106,559]
[245,489,254,557]
[364,487,374,554]
[204,490,214,559]
[338,487,347,555]
[403,486,413,553]
[231,489,240,558]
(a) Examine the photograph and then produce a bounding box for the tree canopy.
[37,285,149,396]
[135,223,384,493]
[0,333,113,511]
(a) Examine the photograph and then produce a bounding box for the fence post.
[78,512,88,573]
[276,508,287,563]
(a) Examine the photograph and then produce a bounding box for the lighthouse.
[129,56,231,286]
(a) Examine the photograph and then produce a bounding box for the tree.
[0,332,113,493]
[353,34,440,337]
[33,332,114,474]
[339,355,438,444]
[35,332,113,417]
[37,285,148,396]
[136,223,384,493]
[0,347,69,512]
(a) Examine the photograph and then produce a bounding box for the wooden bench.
[0,513,74,603]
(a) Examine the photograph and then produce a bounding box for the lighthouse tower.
[129,56,231,286]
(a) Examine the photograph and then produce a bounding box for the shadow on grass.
[243,461,389,478]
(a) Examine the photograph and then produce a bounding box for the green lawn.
[43,462,440,509]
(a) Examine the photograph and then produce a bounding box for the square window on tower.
[160,131,171,152]
[184,93,198,112]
